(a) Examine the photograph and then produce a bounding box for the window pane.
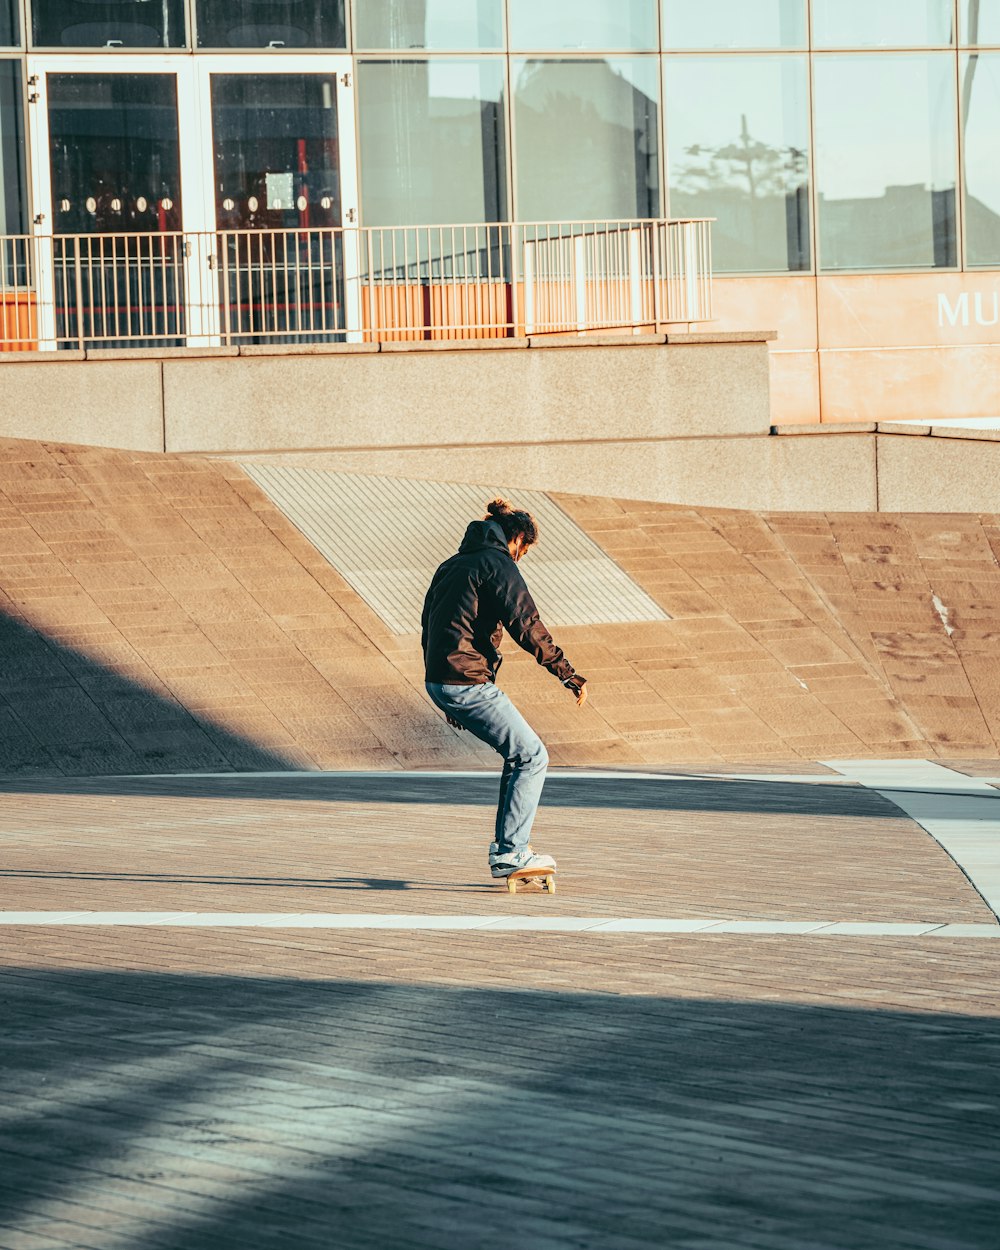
[196,0,345,48]
[663,1,805,50]
[814,55,957,270]
[48,74,182,233]
[961,2,1000,44]
[508,0,658,51]
[514,59,660,220]
[812,1,954,48]
[355,0,503,50]
[32,0,186,47]
[961,53,1000,264]
[0,0,18,45]
[212,75,341,229]
[665,57,809,272]
[358,60,506,225]
[0,62,27,233]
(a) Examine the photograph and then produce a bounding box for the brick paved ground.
[0,773,991,923]
[2,934,999,1250]
[2,772,999,1249]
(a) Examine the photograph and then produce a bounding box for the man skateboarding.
[422,497,587,883]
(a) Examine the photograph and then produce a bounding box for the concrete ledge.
[772,422,876,435]
[876,422,931,436]
[776,420,1000,444]
[527,332,666,348]
[379,337,529,352]
[666,330,778,344]
[86,345,239,360]
[0,349,86,363]
[927,424,1000,442]
[238,342,380,357]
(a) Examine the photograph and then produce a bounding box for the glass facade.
[358,60,506,225]
[355,0,503,51]
[0,1,999,278]
[211,74,341,229]
[0,62,25,234]
[961,1,1000,45]
[814,54,957,270]
[664,55,809,271]
[196,0,346,50]
[514,58,659,220]
[0,0,18,46]
[662,1,806,50]
[508,1,658,51]
[32,0,187,48]
[962,53,1000,266]
[811,1,955,49]
[48,73,182,233]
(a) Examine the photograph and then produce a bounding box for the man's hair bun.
[483,497,539,548]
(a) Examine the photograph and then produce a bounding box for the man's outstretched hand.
[564,674,588,707]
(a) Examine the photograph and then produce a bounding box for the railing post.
[651,222,662,330]
[628,228,642,332]
[33,233,57,351]
[683,222,699,324]
[183,231,221,347]
[574,233,586,333]
[343,225,363,343]
[509,224,519,338]
[523,234,535,336]
[74,241,84,350]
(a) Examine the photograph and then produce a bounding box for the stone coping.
[772,421,1000,443]
[0,329,775,364]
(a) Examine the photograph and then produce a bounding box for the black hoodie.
[421,519,579,687]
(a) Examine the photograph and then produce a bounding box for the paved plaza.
[2,763,999,1250]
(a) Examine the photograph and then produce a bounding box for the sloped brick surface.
[1,436,999,775]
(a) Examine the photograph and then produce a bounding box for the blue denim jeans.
[426,681,548,853]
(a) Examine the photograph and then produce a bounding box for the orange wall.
[714,273,1000,424]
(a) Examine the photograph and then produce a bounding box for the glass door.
[26,55,358,348]
[197,56,358,344]
[27,57,208,348]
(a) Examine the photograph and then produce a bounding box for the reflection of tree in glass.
[670,112,809,271]
[674,114,806,201]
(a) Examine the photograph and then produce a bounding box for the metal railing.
[0,218,713,351]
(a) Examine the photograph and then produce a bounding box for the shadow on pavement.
[0,768,914,821]
[1,969,998,1249]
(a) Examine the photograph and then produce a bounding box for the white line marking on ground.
[824,760,1000,920]
[0,912,997,936]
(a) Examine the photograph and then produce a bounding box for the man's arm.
[494,561,587,700]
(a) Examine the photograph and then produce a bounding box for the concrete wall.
[0,331,772,453]
[6,335,994,511]
[238,431,879,512]
[875,428,1000,513]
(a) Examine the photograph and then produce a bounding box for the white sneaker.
[489,847,557,879]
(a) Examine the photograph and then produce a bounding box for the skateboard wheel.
[545,875,556,894]
[506,876,518,894]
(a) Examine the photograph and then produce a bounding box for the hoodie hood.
[458,519,508,555]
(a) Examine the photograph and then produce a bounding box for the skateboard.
[504,866,556,895]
